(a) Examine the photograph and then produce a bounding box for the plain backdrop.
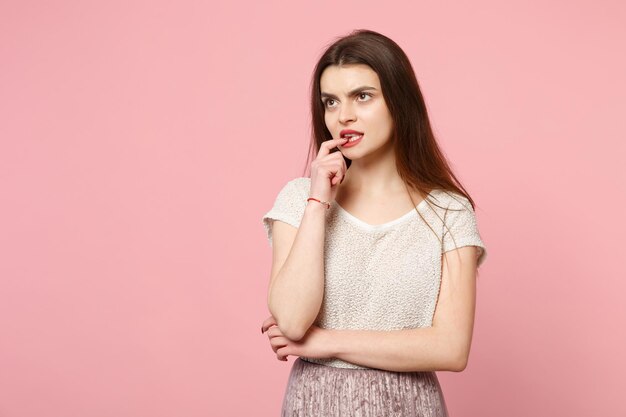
[1,1,625,416]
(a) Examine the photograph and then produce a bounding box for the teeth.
[343,133,363,142]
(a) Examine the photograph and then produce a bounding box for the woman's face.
[320,64,394,158]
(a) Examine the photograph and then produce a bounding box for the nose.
[338,102,356,124]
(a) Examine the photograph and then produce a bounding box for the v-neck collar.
[333,191,433,232]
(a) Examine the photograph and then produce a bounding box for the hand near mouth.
[309,137,350,204]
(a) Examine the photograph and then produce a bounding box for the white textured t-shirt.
[262,176,487,369]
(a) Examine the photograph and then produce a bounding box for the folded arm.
[325,246,479,372]
[268,203,328,341]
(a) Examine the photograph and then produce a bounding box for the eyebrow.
[320,86,377,100]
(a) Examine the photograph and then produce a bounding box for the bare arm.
[266,138,348,342]
[324,245,479,372]
[267,202,327,341]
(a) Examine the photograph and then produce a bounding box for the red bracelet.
[307,197,331,209]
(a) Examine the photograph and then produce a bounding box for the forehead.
[320,64,380,92]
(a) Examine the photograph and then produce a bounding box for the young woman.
[260,29,488,417]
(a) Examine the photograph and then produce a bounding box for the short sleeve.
[441,196,488,267]
[261,177,309,247]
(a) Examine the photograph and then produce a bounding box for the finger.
[317,138,348,158]
[270,336,289,348]
[315,156,345,176]
[266,326,283,338]
[332,164,346,185]
[333,167,345,185]
[261,315,278,333]
[277,347,289,361]
[319,152,347,170]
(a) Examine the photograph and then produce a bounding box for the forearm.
[268,202,327,341]
[326,326,466,372]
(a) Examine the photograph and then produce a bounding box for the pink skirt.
[281,357,449,417]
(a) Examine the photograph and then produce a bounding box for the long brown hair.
[302,29,483,270]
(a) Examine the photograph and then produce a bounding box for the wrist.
[323,328,341,358]
[307,196,331,209]
[305,198,331,213]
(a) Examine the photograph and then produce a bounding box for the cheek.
[324,111,331,127]
[364,106,392,132]
[369,110,394,142]
[364,102,388,121]
[374,107,394,133]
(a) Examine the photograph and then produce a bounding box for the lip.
[340,129,364,138]
[341,134,363,148]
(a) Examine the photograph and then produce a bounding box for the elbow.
[450,356,468,372]
[441,331,471,372]
[449,349,469,372]
[267,298,317,342]
[269,313,309,342]
[282,326,307,342]
[277,320,309,342]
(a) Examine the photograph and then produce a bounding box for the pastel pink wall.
[1,1,624,416]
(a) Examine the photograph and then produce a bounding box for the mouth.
[340,130,364,142]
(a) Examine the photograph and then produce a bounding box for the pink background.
[1,1,625,416]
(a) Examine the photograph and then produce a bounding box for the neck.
[340,142,405,196]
